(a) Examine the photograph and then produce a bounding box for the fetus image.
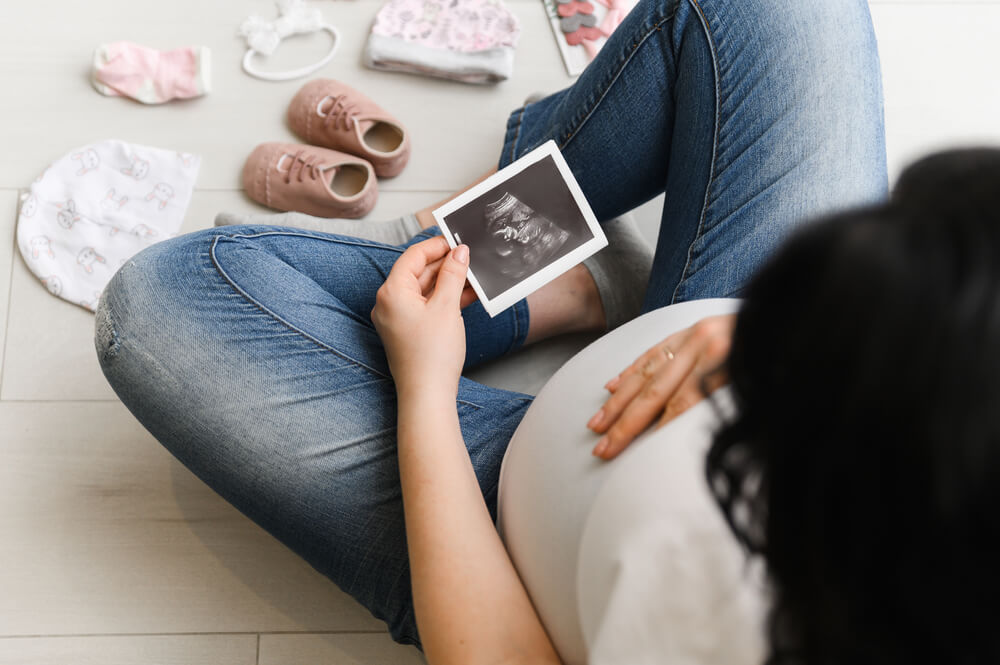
[442,154,595,299]
[482,192,570,281]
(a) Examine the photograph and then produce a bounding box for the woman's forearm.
[396,387,561,665]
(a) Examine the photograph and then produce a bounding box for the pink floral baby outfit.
[364,0,521,84]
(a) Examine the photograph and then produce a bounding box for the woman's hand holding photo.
[373,235,562,665]
[588,314,736,460]
[371,236,476,399]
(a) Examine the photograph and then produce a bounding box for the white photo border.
[432,140,607,318]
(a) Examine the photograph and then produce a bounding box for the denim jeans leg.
[96,0,890,652]
[501,0,887,308]
[96,226,533,647]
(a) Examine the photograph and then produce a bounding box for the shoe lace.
[318,94,360,132]
[283,150,326,185]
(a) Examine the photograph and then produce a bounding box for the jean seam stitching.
[557,6,679,151]
[508,106,526,164]
[512,301,520,352]
[670,0,721,304]
[484,481,501,507]
[508,300,522,354]
[208,235,392,379]
[225,228,407,253]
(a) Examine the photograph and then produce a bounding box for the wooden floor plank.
[0,401,384,636]
[0,634,257,665]
[259,633,426,665]
[0,191,17,389]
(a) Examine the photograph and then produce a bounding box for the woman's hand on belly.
[587,314,736,460]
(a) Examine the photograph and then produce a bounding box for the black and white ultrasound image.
[483,192,569,279]
[443,156,594,299]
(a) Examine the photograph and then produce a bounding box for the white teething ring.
[241,23,340,82]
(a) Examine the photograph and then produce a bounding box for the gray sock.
[214,210,425,246]
[582,214,655,330]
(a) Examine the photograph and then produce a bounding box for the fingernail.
[605,376,620,391]
[587,409,605,429]
[454,245,469,264]
[593,436,609,457]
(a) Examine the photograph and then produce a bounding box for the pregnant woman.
[94,0,909,663]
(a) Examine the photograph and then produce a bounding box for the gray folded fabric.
[363,33,515,85]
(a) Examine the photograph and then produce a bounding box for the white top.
[497,298,768,665]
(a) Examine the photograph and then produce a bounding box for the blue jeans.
[96,0,886,648]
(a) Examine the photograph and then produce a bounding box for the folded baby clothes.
[364,0,521,84]
[17,140,200,311]
[92,42,211,104]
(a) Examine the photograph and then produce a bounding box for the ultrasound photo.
[441,154,596,300]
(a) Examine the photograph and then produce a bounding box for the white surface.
[0,635,256,665]
[0,191,15,384]
[0,402,384,636]
[497,298,742,664]
[258,634,427,665]
[1,1,998,663]
[576,388,765,665]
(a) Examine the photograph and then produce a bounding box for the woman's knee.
[703,0,885,201]
[95,227,230,380]
[693,0,881,111]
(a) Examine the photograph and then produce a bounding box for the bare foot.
[524,263,606,345]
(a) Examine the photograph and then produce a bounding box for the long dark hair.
[707,148,1000,664]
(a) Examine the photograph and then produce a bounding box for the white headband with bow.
[239,0,340,81]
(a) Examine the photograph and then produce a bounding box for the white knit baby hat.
[17,140,200,311]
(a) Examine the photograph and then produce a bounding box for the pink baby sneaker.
[287,79,410,178]
[242,142,377,219]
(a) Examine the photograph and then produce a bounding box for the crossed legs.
[97,0,887,648]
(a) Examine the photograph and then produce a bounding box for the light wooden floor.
[1,1,999,663]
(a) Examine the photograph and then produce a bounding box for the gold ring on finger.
[661,344,675,361]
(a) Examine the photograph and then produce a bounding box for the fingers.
[375,238,451,323]
[596,341,682,411]
[655,371,702,428]
[590,314,737,460]
[590,348,698,460]
[377,239,471,320]
[390,236,451,285]
[429,245,470,310]
[417,256,446,295]
[604,337,682,394]
[419,259,477,305]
